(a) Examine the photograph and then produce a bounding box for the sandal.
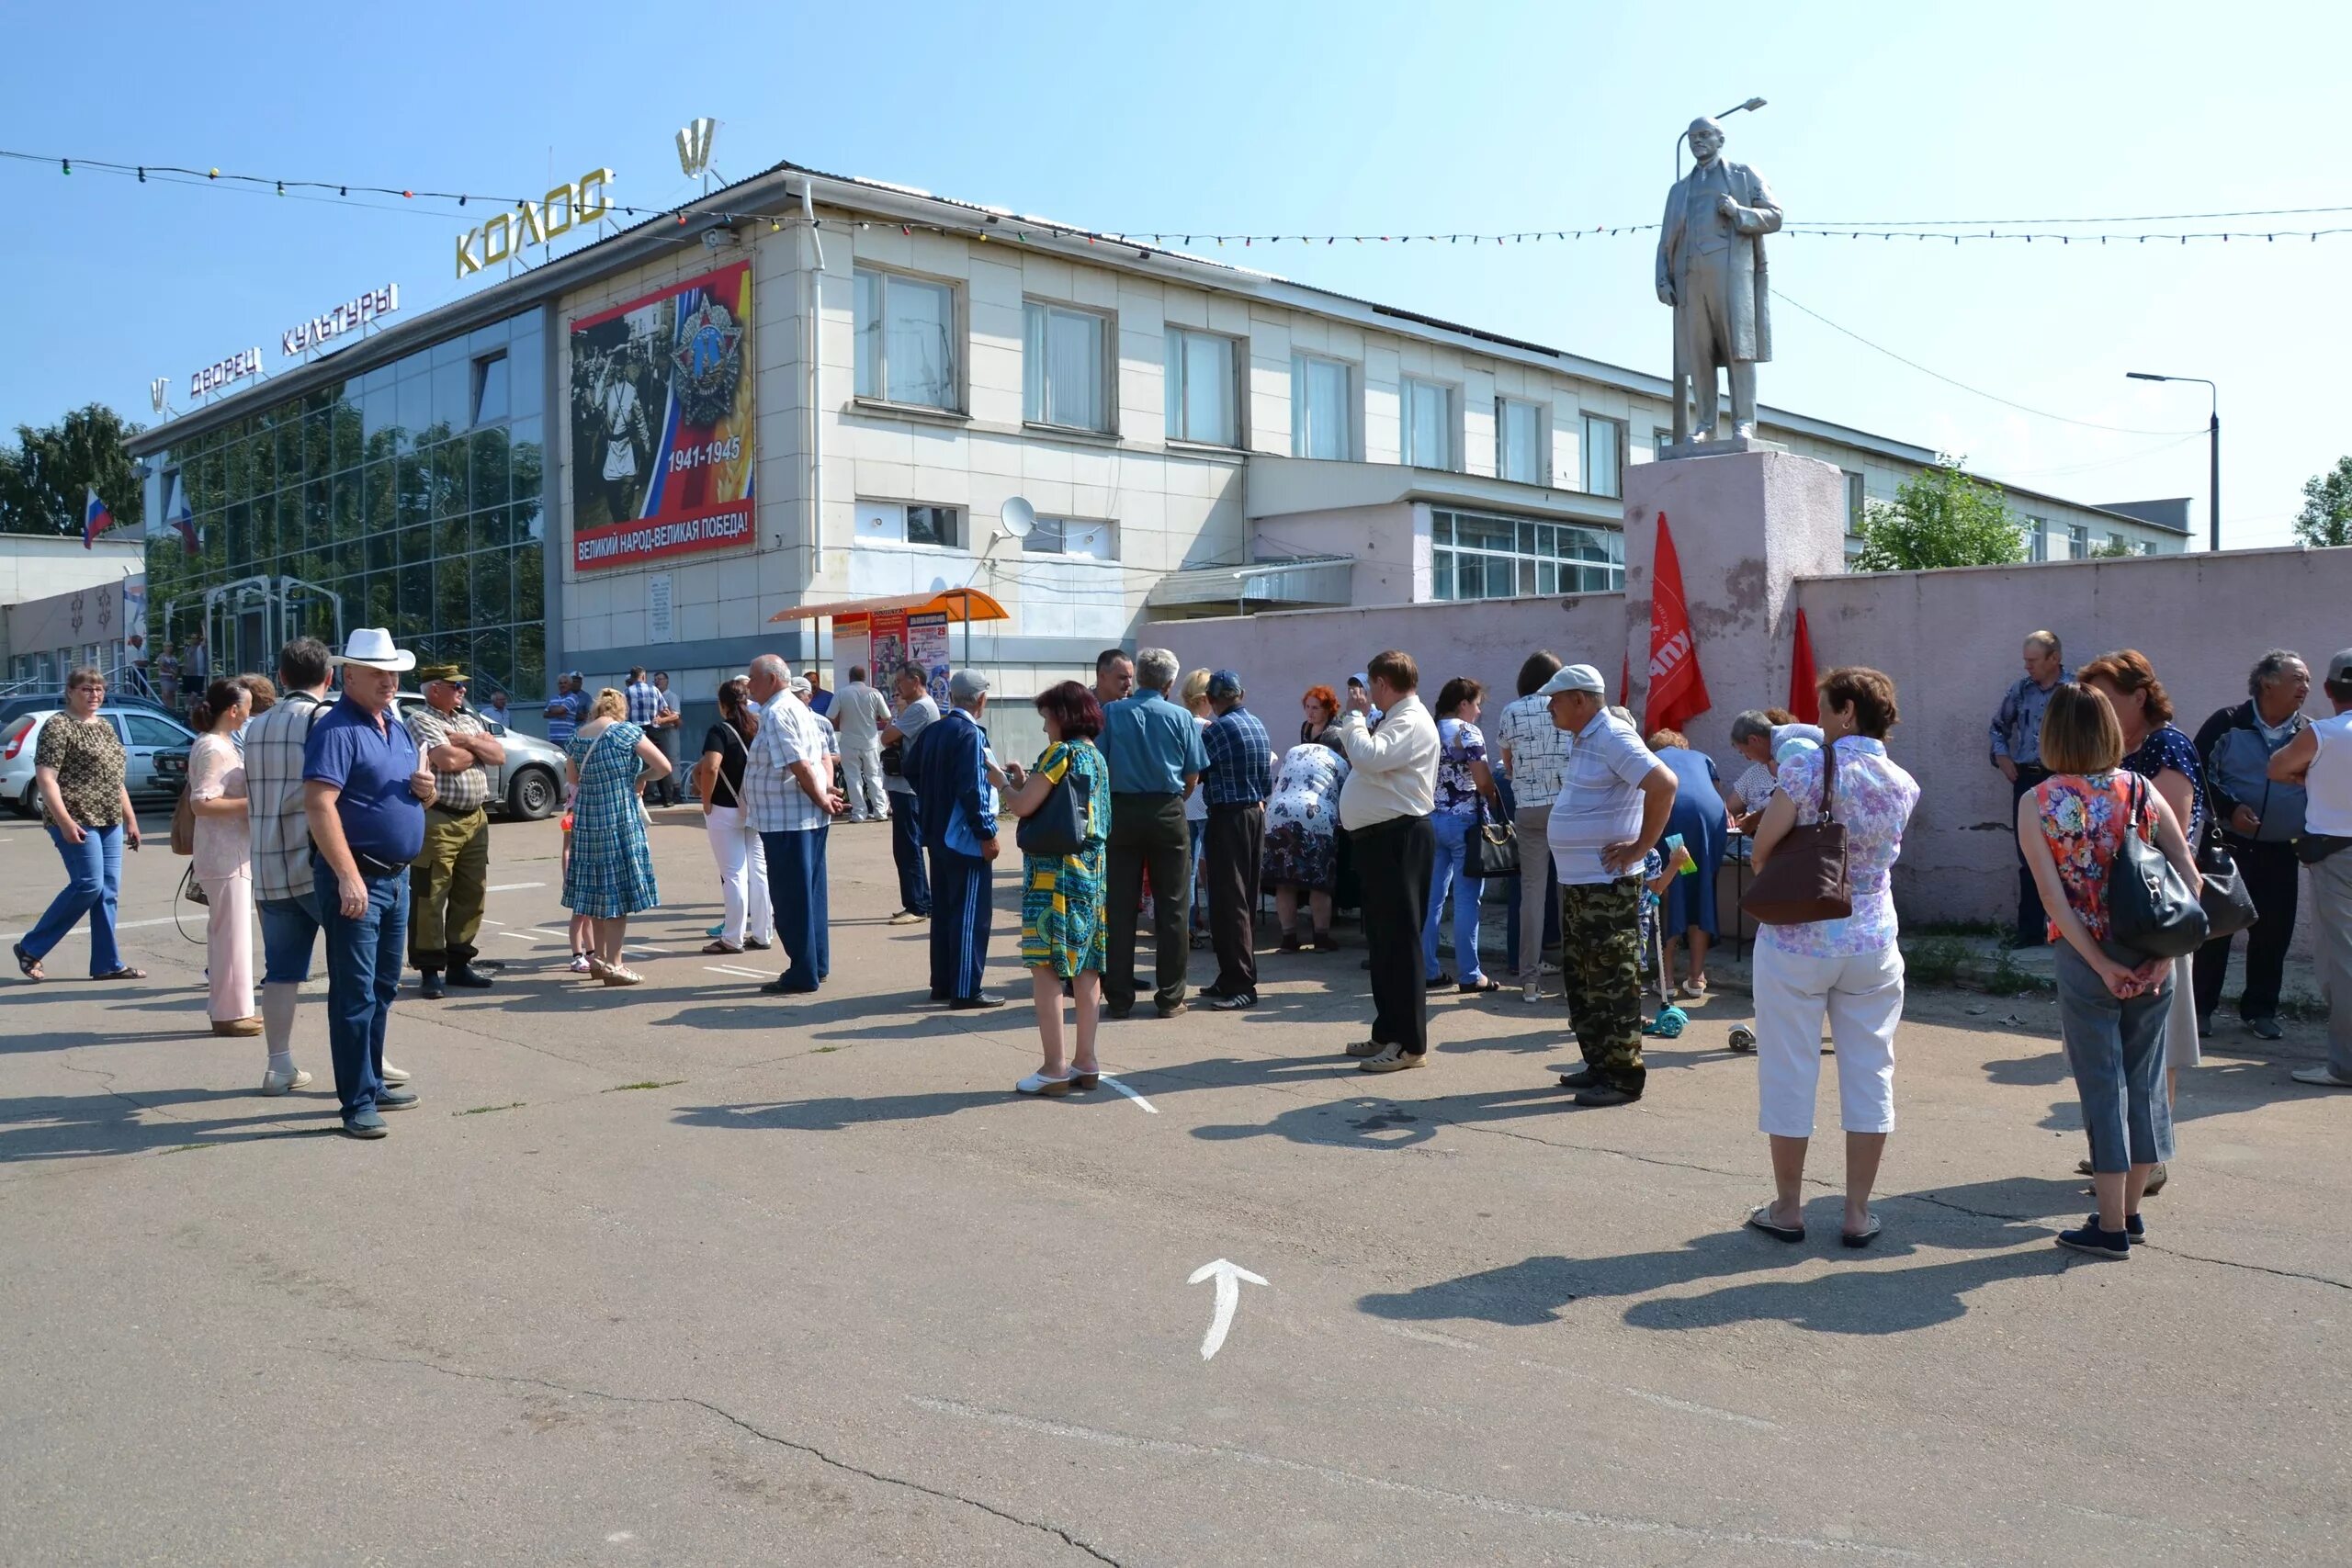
[601,966,645,987]
[702,940,744,955]
[1746,1203,1806,1244]
[93,965,147,981]
[14,942,42,983]
[1457,976,1501,995]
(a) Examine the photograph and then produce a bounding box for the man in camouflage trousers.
[1534,668,1677,1106]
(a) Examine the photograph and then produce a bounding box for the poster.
[569,261,754,572]
[865,609,908,687]
[647,574,674,644]
[906,611,951,709]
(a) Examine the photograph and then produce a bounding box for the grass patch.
[1984,955,2047,997]
[457,1102,525,1116]
[605,1080,684,1092]
[1905,936,1968,987]
[810,1045,841,1054]
[1910,919,2007,940]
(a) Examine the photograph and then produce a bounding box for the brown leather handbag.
[1741,741,1852,925]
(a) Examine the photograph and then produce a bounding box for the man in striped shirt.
[242,637,345,1096]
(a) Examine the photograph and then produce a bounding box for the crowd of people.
[12,624,2351,1261]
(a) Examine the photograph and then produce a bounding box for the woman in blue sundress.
[999,681,1112,1097]
[564,687,671,986]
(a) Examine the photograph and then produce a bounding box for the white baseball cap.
[1536,663,1606,697]
[329,627,416,672]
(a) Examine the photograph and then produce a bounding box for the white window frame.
[1401,377,1458,472]
[1580,413,1624,498]
[2026,514,2050,562]
[854,265,962,412]
[1164,326,1242,447]
[1290,353,1355,460]
[1496,397,1547,485]
[1023,299,1114,434]
[1843,471,1867,534]
[1429,507,1625,601]
[2067,523,2088,560]
[853,500,965,552]
[1021,515,1119,560]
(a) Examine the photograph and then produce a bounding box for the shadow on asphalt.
[0,1086,339,1161]
[1356,1176,2085,1336]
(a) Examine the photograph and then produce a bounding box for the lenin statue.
[1656,117,1782,446]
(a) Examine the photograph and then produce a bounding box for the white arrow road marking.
[1097,1074,1157,1113]
[1187,1258,1268,1360]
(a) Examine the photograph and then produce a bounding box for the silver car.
[1,705,196,817]
[390,694,565,819]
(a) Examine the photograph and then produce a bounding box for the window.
[1022,516,1118,560]
[854,268,958,410]
[2109,532,2138,556]
[1581,413,1623,498]
[2067,523,2088,560]
[122,714,189,748]
[1402,378,1455,470]
[1164,327,1238,446]
[1291,354,1352,459]
[470,353,509,425]
[2027,515,2049,562]
[1497,399,1545,484]
[1430,507,1624,600]
[854,501,963,549]
[1023,301,1110,432]
[1844,471,1866,534]
[1652,429,1675,457]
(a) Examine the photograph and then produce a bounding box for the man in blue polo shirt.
[305,628,435,1138]
[1102,647,1209,1020]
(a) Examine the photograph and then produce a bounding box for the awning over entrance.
[766,587,1010,627]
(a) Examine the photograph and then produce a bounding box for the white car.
[1,706,197,817]
[390,694,566,820]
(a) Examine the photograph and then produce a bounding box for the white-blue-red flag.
[166,477,198,555]
[82,487,113,548]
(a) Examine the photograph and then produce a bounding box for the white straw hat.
[328,627,416,672]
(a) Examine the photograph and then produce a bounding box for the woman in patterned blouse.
[1746,668,1919,1248]
[14,668,146,983]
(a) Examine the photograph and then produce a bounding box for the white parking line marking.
[705,964,767,979]
[2,914,180,942]
[1099,1075,1158,1113]
[484,882,546,893]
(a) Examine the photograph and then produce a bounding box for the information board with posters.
[866,610,909,689]
[907,612,952,709]
[569,262,754,572]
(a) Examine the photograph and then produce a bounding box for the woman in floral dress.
[563,687,671,985]
[1263,691,1351,953]
[1000,682,1112,1096]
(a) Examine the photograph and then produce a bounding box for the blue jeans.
[1423,811,1485,983]
[888,791,931,915]
[259,893,323,985]
[317,862,407,1119]
[763,826,831,989]
[2055,944,2176,1172]
[23,822,124,975]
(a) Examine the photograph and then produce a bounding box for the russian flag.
[82,486,113,548]
[165,476,198,556]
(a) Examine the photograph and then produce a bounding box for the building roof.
[124,153,2166,531]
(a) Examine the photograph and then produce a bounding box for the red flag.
[1787,608,1820,723]
[1643,512,1711,732]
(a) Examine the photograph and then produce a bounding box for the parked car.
[0,691,183,732]
[390,694,564,820]
[1,706,195,817]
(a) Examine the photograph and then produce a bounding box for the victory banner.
[569,262,754,572]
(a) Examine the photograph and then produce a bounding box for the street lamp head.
[2126,371,2169,382]
[1737,97,1767,113]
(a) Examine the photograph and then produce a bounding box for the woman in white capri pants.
[1745,667,1920,1249]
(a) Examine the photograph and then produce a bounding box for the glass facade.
[144,310,548,701]
[1430,506,1623,601]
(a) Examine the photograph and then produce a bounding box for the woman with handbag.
[1745,668,1919,1248]
[2080,649,2211,1189]
[998,682,1112,1096]
[563,687,669,985]
[1423,678,1503,994]
[187,679,261,1037]
[2019,682,2200,1258]
[696,677,774,956]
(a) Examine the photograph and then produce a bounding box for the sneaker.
[1344,1040,1386,1058]
[2143,1162,2167,1196]
[2292,1066,2352,1088]
[376,1088,420,1111]
[887,910,927,927]
[379,1061,412,1086]
[570,953,594,974]
[2056,1217,2131,1258]
[2245,1016,2285,1042]
[2125,1213,2147,1246]
[341,1110,388,1140]
[1205,991,1256,1010]
[260,1066,313,1096]
[1357,1043,1425,1074]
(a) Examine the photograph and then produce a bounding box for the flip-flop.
[702,940,744,954]
[92,965,147,981]
[1457,976,1502,995]
[1840,1215,1883,1249]
[1746,1204,1805,1244]
[13,942,43,983]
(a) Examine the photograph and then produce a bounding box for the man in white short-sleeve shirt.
[1540,663,1676,1107]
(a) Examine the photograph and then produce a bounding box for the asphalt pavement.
[2,807,2346,1566]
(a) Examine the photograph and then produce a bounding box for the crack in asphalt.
[331,1351,1120,1564]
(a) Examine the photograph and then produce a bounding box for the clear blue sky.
[4,0,2341,546]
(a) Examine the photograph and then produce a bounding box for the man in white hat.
[303,628,435,1139]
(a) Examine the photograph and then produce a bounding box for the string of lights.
[7,146,2352,250]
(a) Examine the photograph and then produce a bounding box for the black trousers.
[1106,793,1193,1012]
[1353,814,1435,1055]
[2009,766,2052,944]
[2194,835,2301,1021]
[1205,803,1265,998]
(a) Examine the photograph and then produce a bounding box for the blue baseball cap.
[1208,670,1243,699]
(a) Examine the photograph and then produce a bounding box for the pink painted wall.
[1795,544,2352,928]
[1155,592,1628,728]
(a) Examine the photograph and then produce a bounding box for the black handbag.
[2194,808,2258,939]
[2109,773,2210,959]
[1015,753,1094,858]
[1471,798,1520,879]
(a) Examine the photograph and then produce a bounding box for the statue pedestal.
[1620,449,1847,759]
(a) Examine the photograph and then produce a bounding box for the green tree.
[1852,462,2024,572]
[2293,456,2352,547]
[0,403,145,537]
[2090,536,2140,558]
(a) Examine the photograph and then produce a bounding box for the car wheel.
[507,765,559,821]
[10,784,34,818]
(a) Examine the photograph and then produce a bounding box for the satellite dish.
[1000,496,1035,539]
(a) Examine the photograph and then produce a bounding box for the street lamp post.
[1674,96,1768,179]
[2126,371,2220,552]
